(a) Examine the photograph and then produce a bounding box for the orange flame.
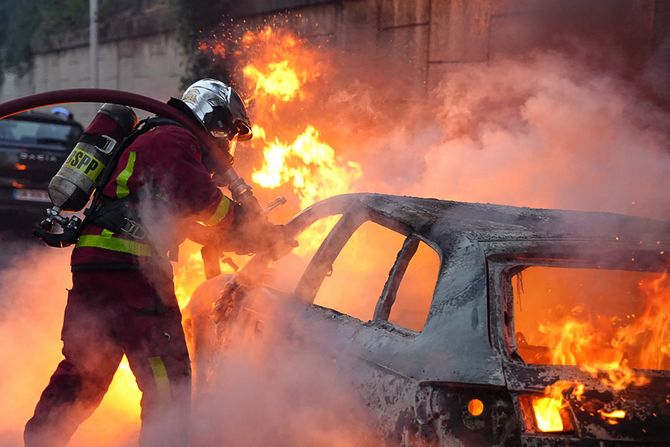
[234,26,361,253]
[251,124,361,253]
[515,267,670,396]
[251,125,362,209]
[244,61,304,102]
[539,317,651,391]
[531,381,581,432]
[599,409,627,425]
[198,40,226,59]
[239,26,319,103]
[516,267,669,431]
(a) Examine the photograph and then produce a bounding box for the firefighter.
[25,79,268,446]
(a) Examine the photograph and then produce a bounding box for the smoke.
[188,287,379,447]
[342,51,670,220]
[0,245,69,446]
[0,244,141,447]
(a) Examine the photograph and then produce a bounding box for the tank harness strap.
[87,196,147,239]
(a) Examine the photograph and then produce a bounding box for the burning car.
[185,193,670,446]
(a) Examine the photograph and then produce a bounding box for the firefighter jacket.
[71,123,234,269]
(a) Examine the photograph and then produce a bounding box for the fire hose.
[0,89,283,277]
[0,88,259,208]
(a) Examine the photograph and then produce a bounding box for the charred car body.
[186,193,670,446]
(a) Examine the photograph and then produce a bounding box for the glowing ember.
[599,409,627,425]
[198,40,226,59]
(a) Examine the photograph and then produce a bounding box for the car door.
[289,207,443,441]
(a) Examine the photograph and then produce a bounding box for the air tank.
[48,103,137,210]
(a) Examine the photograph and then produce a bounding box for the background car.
[0,110,82,236]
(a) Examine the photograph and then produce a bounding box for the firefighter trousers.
[24,269,191,447]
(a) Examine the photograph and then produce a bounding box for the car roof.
[307,193,670,243]
[7,111,82,127]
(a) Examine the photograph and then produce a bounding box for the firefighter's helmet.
[171,79,252,141]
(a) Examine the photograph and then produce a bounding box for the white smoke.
[188,289,379,447]
[0,245,141,446]
[354,52,670,220]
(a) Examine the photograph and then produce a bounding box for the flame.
[180,26,347,299]
[239,26,319,103]
[198,40,226,59]
[251,125,362,208]
[538,317,651,391]
[531,381,582,432]
[618,272,670,370]
[532,396,565,432]
[515,267,670,394]
[173,240,244,309]
[244,61,304,102]
[599,409,627,425]
[174,241,210,309]
[233,25,357,253]
[516,267,670,431]
[106,357,142,412]
[251,125,361,253]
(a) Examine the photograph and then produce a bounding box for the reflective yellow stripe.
[116,151,137,199]
[76,234,152,256]
[201,195,232,226]
[148,356,172,404]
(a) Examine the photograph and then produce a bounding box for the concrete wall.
[0,4,185,123]
[226,0,669,98]
[1,0,668,124]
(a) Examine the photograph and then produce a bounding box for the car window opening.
[390,240,440,330]
[265,214,342,294]
[313,220,440,331]
[512,266,670,372]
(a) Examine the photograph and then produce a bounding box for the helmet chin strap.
[228,131,240,157]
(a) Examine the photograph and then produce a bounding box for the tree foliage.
[0,0,136,75]
[167,0,231,86]
[0,0,230,88]
[0,0,42,74]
